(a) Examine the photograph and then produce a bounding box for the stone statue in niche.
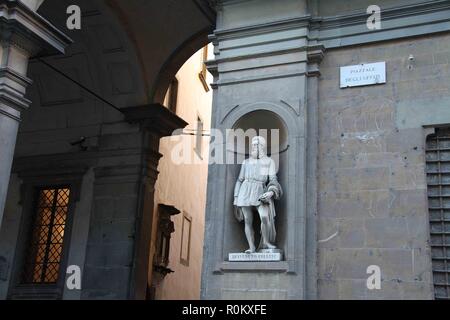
[233,136,283,255]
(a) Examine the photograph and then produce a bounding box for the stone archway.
[0,0,215,300]
[151,28,212,104]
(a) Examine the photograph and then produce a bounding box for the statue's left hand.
[259,191,274,203]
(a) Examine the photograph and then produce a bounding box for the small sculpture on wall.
[233,136,283,254]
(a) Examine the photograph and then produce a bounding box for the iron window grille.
[426,129,450,300]
[21,187,71,285]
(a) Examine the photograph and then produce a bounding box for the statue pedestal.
[228,249,283,262]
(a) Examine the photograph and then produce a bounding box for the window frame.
[7,167,85,300]
[180,213,192,267]
[21,186,72,285]
[198,45,210,92]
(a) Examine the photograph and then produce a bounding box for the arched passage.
[149,44,214,299]
[0,0,215,300]
[152,28,212,104]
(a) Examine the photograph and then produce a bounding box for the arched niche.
[227,110,289,171]
[222,108,292,259]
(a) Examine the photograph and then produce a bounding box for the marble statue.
[233,136,283,253]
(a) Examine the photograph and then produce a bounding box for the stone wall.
[317,33,450,299]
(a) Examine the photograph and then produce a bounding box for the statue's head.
[251,136,267,159]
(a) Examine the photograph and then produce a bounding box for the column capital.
[0,0,72,117]
[306,43,325,77]
[307,44,325,63]
[0,0,72,57]
[0,65,33,116]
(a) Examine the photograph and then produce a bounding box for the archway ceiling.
[99,0,215,101]
[37,0,215,105]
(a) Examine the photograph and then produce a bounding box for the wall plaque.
[340,62,386,88]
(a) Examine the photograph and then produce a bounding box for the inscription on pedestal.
[229,250,283,262]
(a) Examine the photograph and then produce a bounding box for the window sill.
[9,284,62,300]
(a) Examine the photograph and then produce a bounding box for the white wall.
[151,44,213,300]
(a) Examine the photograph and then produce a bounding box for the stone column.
[0,0,71,228]
[80,104,187,300]
[201,0,324,300]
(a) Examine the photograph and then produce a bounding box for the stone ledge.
[214,261,289,274]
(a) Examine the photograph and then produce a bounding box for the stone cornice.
[214,15,311,40]
[205,59,218,81]
[17,165,88,179]
[12,147,160,171]
[0,66,32,87]
[0,0,72,57]
[311,0,450,48]
[0,84,32,118]
[0,66,33,117]
[122,104,188,138]
[312,0,450,30]
[210,0,450,50]
[17,164,88,202]
[212,46,308,64]
[306,44,325,64]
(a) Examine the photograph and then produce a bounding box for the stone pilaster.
[305,44,325,300]
[201,0,324,300]
[80,104,187,299]
[0,0,71,228]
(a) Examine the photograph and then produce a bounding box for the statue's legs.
[257,204,276,249]
[241,206,256,253]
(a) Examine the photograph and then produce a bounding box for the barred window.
[21,187,71,284]
[426,129,450,300]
